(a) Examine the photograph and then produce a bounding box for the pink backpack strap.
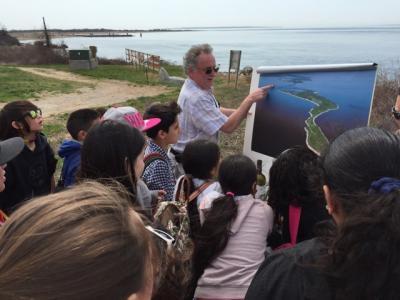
[288,204,302,245]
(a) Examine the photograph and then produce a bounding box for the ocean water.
[252,68,377,156]
[51,26,400,72]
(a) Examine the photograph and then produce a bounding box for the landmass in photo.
[251,69,376,156]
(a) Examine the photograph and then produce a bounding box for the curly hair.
[183,44,213,74]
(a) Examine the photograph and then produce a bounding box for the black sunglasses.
[203,65,220,75]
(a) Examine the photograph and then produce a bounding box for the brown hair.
[0,181,154,300]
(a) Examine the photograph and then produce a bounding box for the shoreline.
[9,29,192,41]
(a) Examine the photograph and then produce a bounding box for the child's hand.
[157,190,166,202]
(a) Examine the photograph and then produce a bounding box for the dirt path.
[3,67,171,118]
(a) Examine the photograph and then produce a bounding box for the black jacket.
[0,134,57,214]
[245,238,333,300]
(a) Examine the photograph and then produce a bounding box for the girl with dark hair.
[267,146,329,248]
[78,120,159,216]
[0,100,57,214]
[173,139,221,238]
[188,154,273,300]
[246,127,400,300]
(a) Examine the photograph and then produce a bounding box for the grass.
[0,66,87,102]
[32,62,185,85]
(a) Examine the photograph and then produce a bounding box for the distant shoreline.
[9,29,192,41]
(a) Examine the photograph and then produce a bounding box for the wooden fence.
[125,48,160,71]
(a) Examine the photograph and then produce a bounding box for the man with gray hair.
[170,44,273,176]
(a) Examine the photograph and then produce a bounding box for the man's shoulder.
[180,79,209,98]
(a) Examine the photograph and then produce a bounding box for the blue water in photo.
[252,68,376,156]
[48,26,400,72]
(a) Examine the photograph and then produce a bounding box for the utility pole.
[42,17,51,47]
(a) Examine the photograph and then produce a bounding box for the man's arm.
[220,107,235,117]
[220,84,274,134]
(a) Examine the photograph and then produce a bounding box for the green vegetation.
[0,66,88,102]
[282,89,338,153]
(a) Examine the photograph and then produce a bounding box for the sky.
[1,0,400,30]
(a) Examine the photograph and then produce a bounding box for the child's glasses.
[23,109,42,119]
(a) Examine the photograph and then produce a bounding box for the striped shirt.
[174,78,228,152]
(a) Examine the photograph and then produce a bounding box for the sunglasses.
[23,109,42,119]
[145,225,175,250]
[202,65,220,75]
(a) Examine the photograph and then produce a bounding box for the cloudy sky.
[2,0,400,30]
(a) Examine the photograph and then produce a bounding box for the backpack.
[153,176,212,255]
[274,204,302,250]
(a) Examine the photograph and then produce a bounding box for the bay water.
[51,26,400,72]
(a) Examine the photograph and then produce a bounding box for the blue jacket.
[58,140,82,187]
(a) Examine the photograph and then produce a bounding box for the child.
[102,106,164,212]
[58,108,100,187]
[246,127,400,300]
[142,102,181,201]
[78,120,162,217]
[173,139,221,238]
[0,181,156,300]
[267,146,329,248]
[0,100,57,214]
[188,154,274,300]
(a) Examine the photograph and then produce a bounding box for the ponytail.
[185,193,238,300]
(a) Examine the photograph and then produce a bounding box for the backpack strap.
[143,152,167,170]
[174,176,213,204]
[288,204,302,245]
[188,181,213,203]
[175,175,191,202]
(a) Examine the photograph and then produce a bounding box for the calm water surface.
[51,27,400,72]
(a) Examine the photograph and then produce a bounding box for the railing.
[125,48,160,71]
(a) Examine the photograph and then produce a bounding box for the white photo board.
[243,63,378,178]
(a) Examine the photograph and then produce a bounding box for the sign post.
[228,50,241,89]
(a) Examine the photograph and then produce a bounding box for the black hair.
[321,126,400,215]
[143,102,181,139]
[325,192,400,299]
[268,146,328,246]
[77,120,145,205]
[177,140,220,245]
[66,109,99,140]
[182,139,220,180]
[186,155,256,299]
[0,100,39,139]
[318,127,400,298]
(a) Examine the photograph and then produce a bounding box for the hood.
[58,140,82,158]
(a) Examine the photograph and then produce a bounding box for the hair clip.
[368,177,400,194]
[226,192,235,197]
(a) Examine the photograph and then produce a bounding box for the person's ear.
[323,185,334,215]
[11,121,23,130]
[77,130,87,141]
[157,130,167,140]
